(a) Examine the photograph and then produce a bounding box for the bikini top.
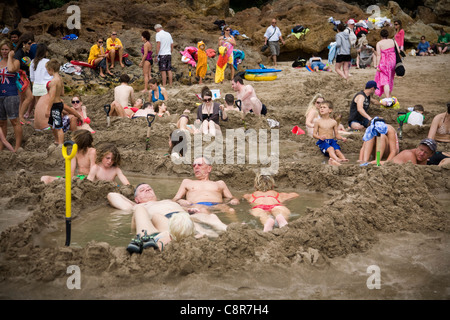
[437,113,450,135]
[151,86,164,103]
[251,192,281,203]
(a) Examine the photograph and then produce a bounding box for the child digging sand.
[87,142,130,185]
[243,174,299,232]
[313,100,348,165]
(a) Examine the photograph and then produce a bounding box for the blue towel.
[327,42,336,65]
[62,34,78,40]
[363,117,388,141]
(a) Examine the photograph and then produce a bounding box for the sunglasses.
[27,41,33,45]
[112,33,117,36]
[316,100,323,104]
[203,98,212,102]
[225,29,230,31]
[98,41,103,43]
[72,100,80,104]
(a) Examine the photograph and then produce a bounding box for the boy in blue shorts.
[313,101,348,165]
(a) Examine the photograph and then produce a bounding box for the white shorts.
[32,83,48,97]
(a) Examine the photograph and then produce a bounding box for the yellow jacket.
[106,38,123,51]
[88,44,105,64]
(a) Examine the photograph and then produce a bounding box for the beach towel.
[196,42,207,78]
[363,117,388,141]
[233,49,245,70]
[215,46,228,83]
[328,42,337,65]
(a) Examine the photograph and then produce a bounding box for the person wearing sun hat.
[348,80,387,130]
[345,19,357,47]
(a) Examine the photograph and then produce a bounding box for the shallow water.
[38,174,328,248]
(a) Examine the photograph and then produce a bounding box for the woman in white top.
[30,43,52,103]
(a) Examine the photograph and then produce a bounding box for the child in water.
[243,174,299,232]
[87,142,129,185]
[41,129,97,184]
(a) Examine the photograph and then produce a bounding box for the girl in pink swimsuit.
[243,174,299,232]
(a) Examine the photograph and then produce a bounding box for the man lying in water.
[107,183,228,253]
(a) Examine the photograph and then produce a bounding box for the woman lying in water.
[243,174,299,232]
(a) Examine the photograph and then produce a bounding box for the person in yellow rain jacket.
[196,41,207,84]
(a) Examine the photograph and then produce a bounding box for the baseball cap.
[365,80,378,89]
[419,138,437,153]
[347,19,355,25]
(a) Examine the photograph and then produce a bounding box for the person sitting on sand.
[305,94,325,137]
[358,120,399,163]
[313,100,348,165]
[70,96,95,133]
[381,138,436,165]
[307,52,331,72]
[106,31,125,69]
[172,156,239,215]
[87,142,130,185]
[109,74,136,118]
[107,183,229,251]
[231,75,263,116]
[417,36,434,56]
[88,38,112,77]
[428,103,450,143]
[148,78,168,103]
[243,174,299,232]
[348,80,386,131]
[356,38,376,69]
[195,86,228,136]
[41,129,96,184]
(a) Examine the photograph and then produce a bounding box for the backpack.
[293,25,304,33]
[354,26,368,38]
[292,57,306,68]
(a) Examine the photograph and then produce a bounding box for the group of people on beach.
[1,19,449,255]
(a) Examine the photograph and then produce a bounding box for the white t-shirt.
[29,58,53,84]
[264,26,282,42]
[155,30,173,56]
[407,111,424,126]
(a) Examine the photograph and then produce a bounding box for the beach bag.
[393,40,405,76]
[292,57,306,68]
[293,25,305,33]
[16,70,30,93]
[123,57,133,66]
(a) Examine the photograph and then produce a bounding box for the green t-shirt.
[438,33,450,44]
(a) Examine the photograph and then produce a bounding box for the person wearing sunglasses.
[195,86,228,136]
[70,96,95,133]
[106,31,125,69]
[172,156,239,215]
[88,38,112,77]
[218,25,236,81]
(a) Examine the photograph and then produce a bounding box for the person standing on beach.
[45,59,65,146]
[374,29,398,98]
[264,19,285,67]
[154,24,173,87]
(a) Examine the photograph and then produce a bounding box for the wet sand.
[0,53,449,301]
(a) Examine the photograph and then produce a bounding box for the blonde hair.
[304,93,324,117]
[46,59,60,72]
[168,212,195,241]
[254,174,275,192]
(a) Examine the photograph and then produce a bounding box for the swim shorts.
[427,151,450,165]
[336,54,351,63]
[158,55,172,71]
[268,41,280,56]
[316,139,341,156]
[349,118,370,128]
[0,95,20,121]
[196,202,220,207]
[48,102,64,129]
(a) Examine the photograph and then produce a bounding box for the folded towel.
[363,117,387,141]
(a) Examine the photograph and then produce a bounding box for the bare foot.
[328,158,342,166]
[110,64,115,69]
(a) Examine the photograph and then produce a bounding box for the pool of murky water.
[35,173,328,248]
